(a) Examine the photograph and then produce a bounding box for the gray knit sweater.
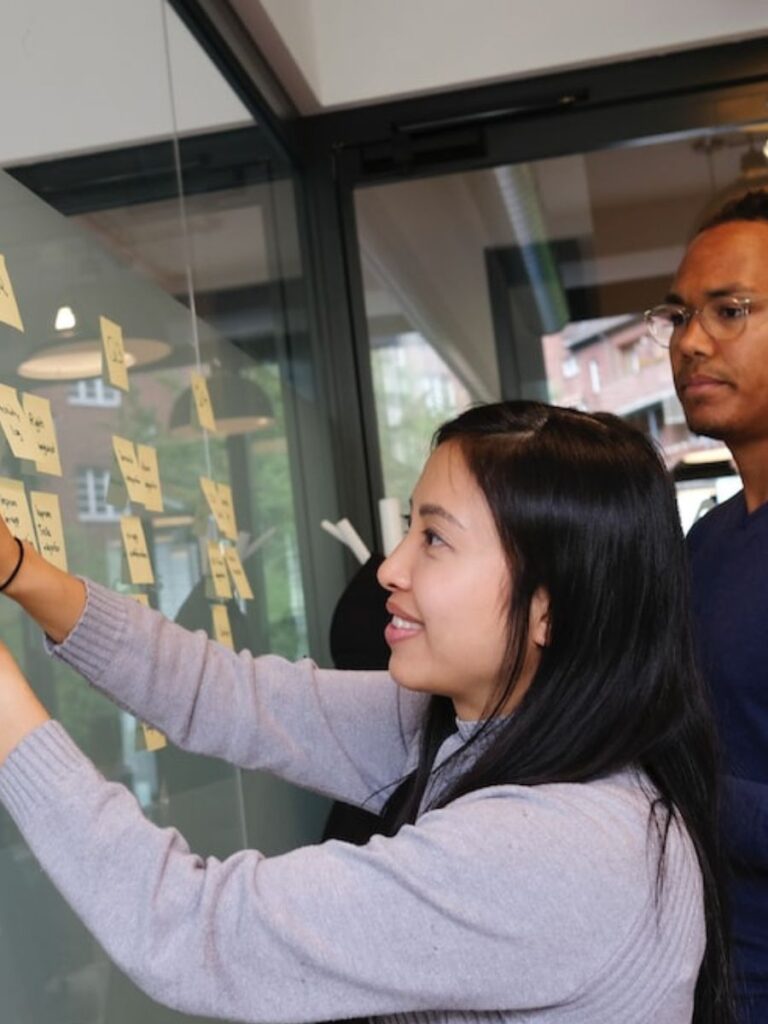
[0,581,704,1023]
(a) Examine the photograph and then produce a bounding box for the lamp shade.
[17,335,170,381]
[169,370,275,438]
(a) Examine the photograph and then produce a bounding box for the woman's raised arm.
[0,523,86,644]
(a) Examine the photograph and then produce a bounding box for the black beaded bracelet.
[0,537,24,592]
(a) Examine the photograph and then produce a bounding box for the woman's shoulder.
[424,768,700,891]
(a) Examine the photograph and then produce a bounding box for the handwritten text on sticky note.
[100,316,129,391]
[30,491,67,570]
[23,393,62,476]
[120,515,154,584]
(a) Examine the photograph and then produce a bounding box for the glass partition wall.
[0,3,334,1021]
[354,122,765,528]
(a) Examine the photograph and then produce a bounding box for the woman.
[0,401,731,1022]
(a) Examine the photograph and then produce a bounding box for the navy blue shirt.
[688,492,768,1020]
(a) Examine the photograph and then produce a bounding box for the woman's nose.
[377,537,410,592]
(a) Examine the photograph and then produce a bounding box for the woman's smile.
[384,604,424,644]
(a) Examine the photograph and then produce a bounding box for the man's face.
[670,220,768,447]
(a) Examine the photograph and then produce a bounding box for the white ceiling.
[0,0,249,167]
[235,0,768,113]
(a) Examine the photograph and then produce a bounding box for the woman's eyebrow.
[417,503,465,529]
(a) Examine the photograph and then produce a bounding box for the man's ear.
[530,587,551,648]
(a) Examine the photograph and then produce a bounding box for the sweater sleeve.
[0,721,701,1023]
[46,580,426,810]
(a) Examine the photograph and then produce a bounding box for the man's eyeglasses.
[644,295,764,349]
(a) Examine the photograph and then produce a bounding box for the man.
[648,189,768,1021]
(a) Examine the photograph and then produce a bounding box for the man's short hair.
[698,188,768,233]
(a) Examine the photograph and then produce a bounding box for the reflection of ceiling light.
[54,305,76,331]
[682,446,732,465]
[762,138,768,160]
[169,371,275,438]
[17,336,171,381]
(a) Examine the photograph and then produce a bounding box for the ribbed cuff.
[0,720,89,822]
[45,579,130,684]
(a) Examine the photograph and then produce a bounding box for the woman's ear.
[530,587,551,648]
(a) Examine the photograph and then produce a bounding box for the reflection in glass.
[355,123,767,528]
[0,2,329,1021]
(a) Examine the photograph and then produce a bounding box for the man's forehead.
[673,220,768,295]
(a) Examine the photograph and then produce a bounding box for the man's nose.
[674,311,716,358]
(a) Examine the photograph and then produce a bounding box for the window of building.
[562,355,579,379]
[75,468,125,522]
[68,378,123,407]
[589,359,601,394]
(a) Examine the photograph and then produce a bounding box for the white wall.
[0,0,249,166]
[256,0,768,110]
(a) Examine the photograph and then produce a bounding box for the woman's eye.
[423,528,444,548]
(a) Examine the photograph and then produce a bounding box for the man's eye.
[668,309,688,327]
[715,301,748,321]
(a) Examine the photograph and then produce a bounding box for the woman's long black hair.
[380,400,732,1023]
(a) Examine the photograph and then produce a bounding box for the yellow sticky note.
[128,592,150,607]
[112,436,147,505]
[140,723,167,752]
[200,477,227,535]
[223,546,253,600]
[22,393,62,476]
[0,477,37,549]
[100,316,129,392]
[136,444,163,513]
[211,603,234,649]
[0,384,37,461]
[215,482,238,541]
[190,372,217,432]
[0,255,23,332]
[207,541,232,599]
[120,515,154,584]
[29,491,67,571]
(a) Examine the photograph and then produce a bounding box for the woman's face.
[377,441,544,720]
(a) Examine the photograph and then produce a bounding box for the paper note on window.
[120,515,154,584]
[215,482,238,541]
[112,436,147,505]
[30,491,67,570]
[100,316,129,391]
[136,444,163,512]
[211,603,234,649]
[0,477,37,549]
[0,255,23,332]
[0,384,37,461]
[198,479,234,544]
[207,541,232,599]
[190,372,217,432]
[139,723,167,752]
[223,545,253,600]
[128,592,150,607]
[22,393,62,476]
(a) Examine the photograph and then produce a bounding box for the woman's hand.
[0,641,49,764]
